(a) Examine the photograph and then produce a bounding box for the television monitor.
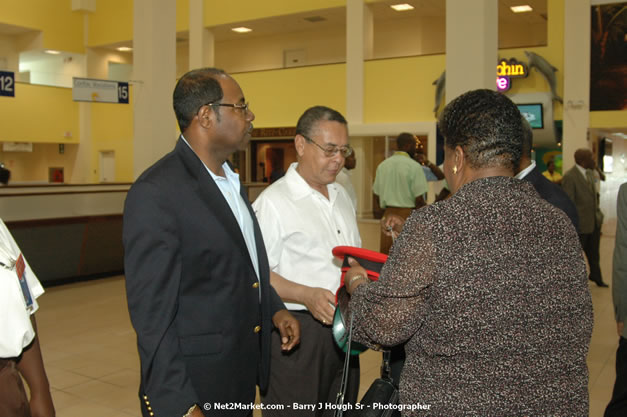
[517,103,544,129]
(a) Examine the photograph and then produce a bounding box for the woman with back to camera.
[345,89,593,416]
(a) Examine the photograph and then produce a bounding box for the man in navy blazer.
[516,119,579,231]
[123,68,300,417]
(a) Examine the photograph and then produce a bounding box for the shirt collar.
[575,163,587,177]
[515,160,536,180]
[284,162,338,202]
[180,134,239,182]
[393,151,411,158]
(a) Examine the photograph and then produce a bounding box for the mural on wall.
[590,3,627,111]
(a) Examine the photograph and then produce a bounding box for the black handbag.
[335,314,399,417]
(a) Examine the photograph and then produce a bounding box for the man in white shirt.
[253,106,361,416]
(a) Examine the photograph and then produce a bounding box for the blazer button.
[254,325,261,333]
[252,282,259,289]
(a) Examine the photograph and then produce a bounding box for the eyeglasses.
[201,102,250,114]
[301,134,353,158]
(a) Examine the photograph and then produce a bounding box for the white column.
[70,12,92,183]
[562,1,591,169]
[189,0,214,70]
[132,0,177,178]
[445,0,498,103]
[346,0,373,124]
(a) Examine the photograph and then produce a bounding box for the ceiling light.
[231,27,252,33]
[117,46,132,52]
[511,5,533,13]
[391,3,414,11]
[44,50,61,55]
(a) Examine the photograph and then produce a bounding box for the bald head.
[574,149,594,169]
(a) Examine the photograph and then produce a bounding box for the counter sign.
[72,77,129,103]
[0,71,15,97]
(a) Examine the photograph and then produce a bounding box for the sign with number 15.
[0,71,15,97]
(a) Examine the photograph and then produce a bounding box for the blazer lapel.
[175,139,253,267]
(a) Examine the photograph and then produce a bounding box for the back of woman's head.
[438,89,523,171]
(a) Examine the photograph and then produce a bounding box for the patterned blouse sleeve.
[349,212,436,349]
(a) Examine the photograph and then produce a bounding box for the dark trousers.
[579,224,604,284]
[605,337,627,417]
[0,359,30,417]
[261,311,360,417]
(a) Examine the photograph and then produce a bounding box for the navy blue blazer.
[123,138,285,417]
[523,166,579,232]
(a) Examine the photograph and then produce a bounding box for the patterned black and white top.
[350,176,593,417]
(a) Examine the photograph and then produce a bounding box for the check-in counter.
[1,183,129,285]
[0,182,269,285]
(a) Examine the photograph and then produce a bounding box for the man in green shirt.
[372,132,428,254]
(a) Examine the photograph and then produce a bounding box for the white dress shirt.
[181,136,260,281]
[0,219,44,357]
[253,163,361,310]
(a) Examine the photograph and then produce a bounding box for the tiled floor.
[32,220,618,416]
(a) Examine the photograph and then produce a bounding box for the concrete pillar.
[346,0,373,124]
[70,12,92,183]
[132,0,177,178]
[562,1,591,169]
[445,0,498,102]
[189,0,215,70]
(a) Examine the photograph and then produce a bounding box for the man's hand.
[381,214,404,238]
[303,288,336,325]
[618,321,624,338]
[272,310,301,351]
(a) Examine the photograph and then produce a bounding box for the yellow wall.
[590,111,627,129]
[90,101,134,182]
[0,143,77,183]
[233,64,346,128]
[0,83,79,143]
[87,0,133,47]
[0,0,84,53]
[204,0,345,26]
[364,54,445,123]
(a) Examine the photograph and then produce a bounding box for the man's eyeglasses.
[211,102,249,112]
[301,134,353,158]
[201,102,250,114]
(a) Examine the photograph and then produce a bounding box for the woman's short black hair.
[173,68,226,132]
[438,89,524,171]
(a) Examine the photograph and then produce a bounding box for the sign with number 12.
[0,71,15,97]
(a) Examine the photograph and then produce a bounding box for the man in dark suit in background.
[562,148,608,287]
[123,68,300,417]
[515,119,579,231]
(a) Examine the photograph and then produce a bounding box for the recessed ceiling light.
[117,46,132,52]
[511,5,533,13]
[391,4,414,12]
[44,50,61,55]
[231,27,252,33]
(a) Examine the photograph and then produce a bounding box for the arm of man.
[123,181,199,417]
[561,173,576,204]
[16,317,55,417]
[270,271,335,325]
[412,162,429,208]
[373,194,384,219]
[427,162,445,180]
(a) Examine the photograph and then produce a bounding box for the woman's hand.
[345,257,369,294]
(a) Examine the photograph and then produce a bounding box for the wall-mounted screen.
[517,103,544,129]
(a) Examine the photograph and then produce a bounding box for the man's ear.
[197,105,214,129]
[294,134,306,158]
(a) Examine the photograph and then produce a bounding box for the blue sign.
[118,82,129,103]
[0,71,15,97]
